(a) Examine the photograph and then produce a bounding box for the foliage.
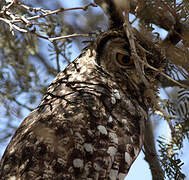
[158,79,189,178]
[0,0,75,143]
[158,135,185,180]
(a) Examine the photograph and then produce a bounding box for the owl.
[0,28,166,179]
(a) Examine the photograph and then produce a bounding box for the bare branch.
[0,0,17,13]
[0,2,97,35]
[0,17,28,35]
[131,38,189,90]
[0,92,33,111]
[1,3,97,23]
[161,79,189,88]
[16,5,95,23]
[31,30,90,42]
[143,118,164,180]
[123,17,150,87]
[48,33,89,42]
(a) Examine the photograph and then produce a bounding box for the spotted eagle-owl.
[0,28,166,179]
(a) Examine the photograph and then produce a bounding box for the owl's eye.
[116,53,133,66]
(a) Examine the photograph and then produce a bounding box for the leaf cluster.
[158,136,185,180]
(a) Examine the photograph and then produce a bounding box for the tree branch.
[160,78,189,89]
[0,2,97,35]
[129,1,189,51]
[143,118,164,180]
[48,33,89,42]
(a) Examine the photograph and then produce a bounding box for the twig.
[123,18,150,87]
[31,31,49,40]
[4,3,97,24]
[0,0,17,13]
[161,79,189,88]
[12,98,33,111]
[31,30,89,42]
[128,35,189,90]
[6,0,16,9]
[0,91,33,111]
[0,17,27,35]
[0,2,97,36]
[130,16,137,24]
[49,33,89,42]
[123,20,187,90]
[134,54,189,90]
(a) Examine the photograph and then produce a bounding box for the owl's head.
[94,30,166,91]
[96,31,132,71]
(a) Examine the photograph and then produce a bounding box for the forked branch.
[0,1,97,39]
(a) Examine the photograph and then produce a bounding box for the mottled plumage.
[0,30,165,179]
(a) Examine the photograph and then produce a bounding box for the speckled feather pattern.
[0,31,165,180]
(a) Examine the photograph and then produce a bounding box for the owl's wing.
[0,49,146,180]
